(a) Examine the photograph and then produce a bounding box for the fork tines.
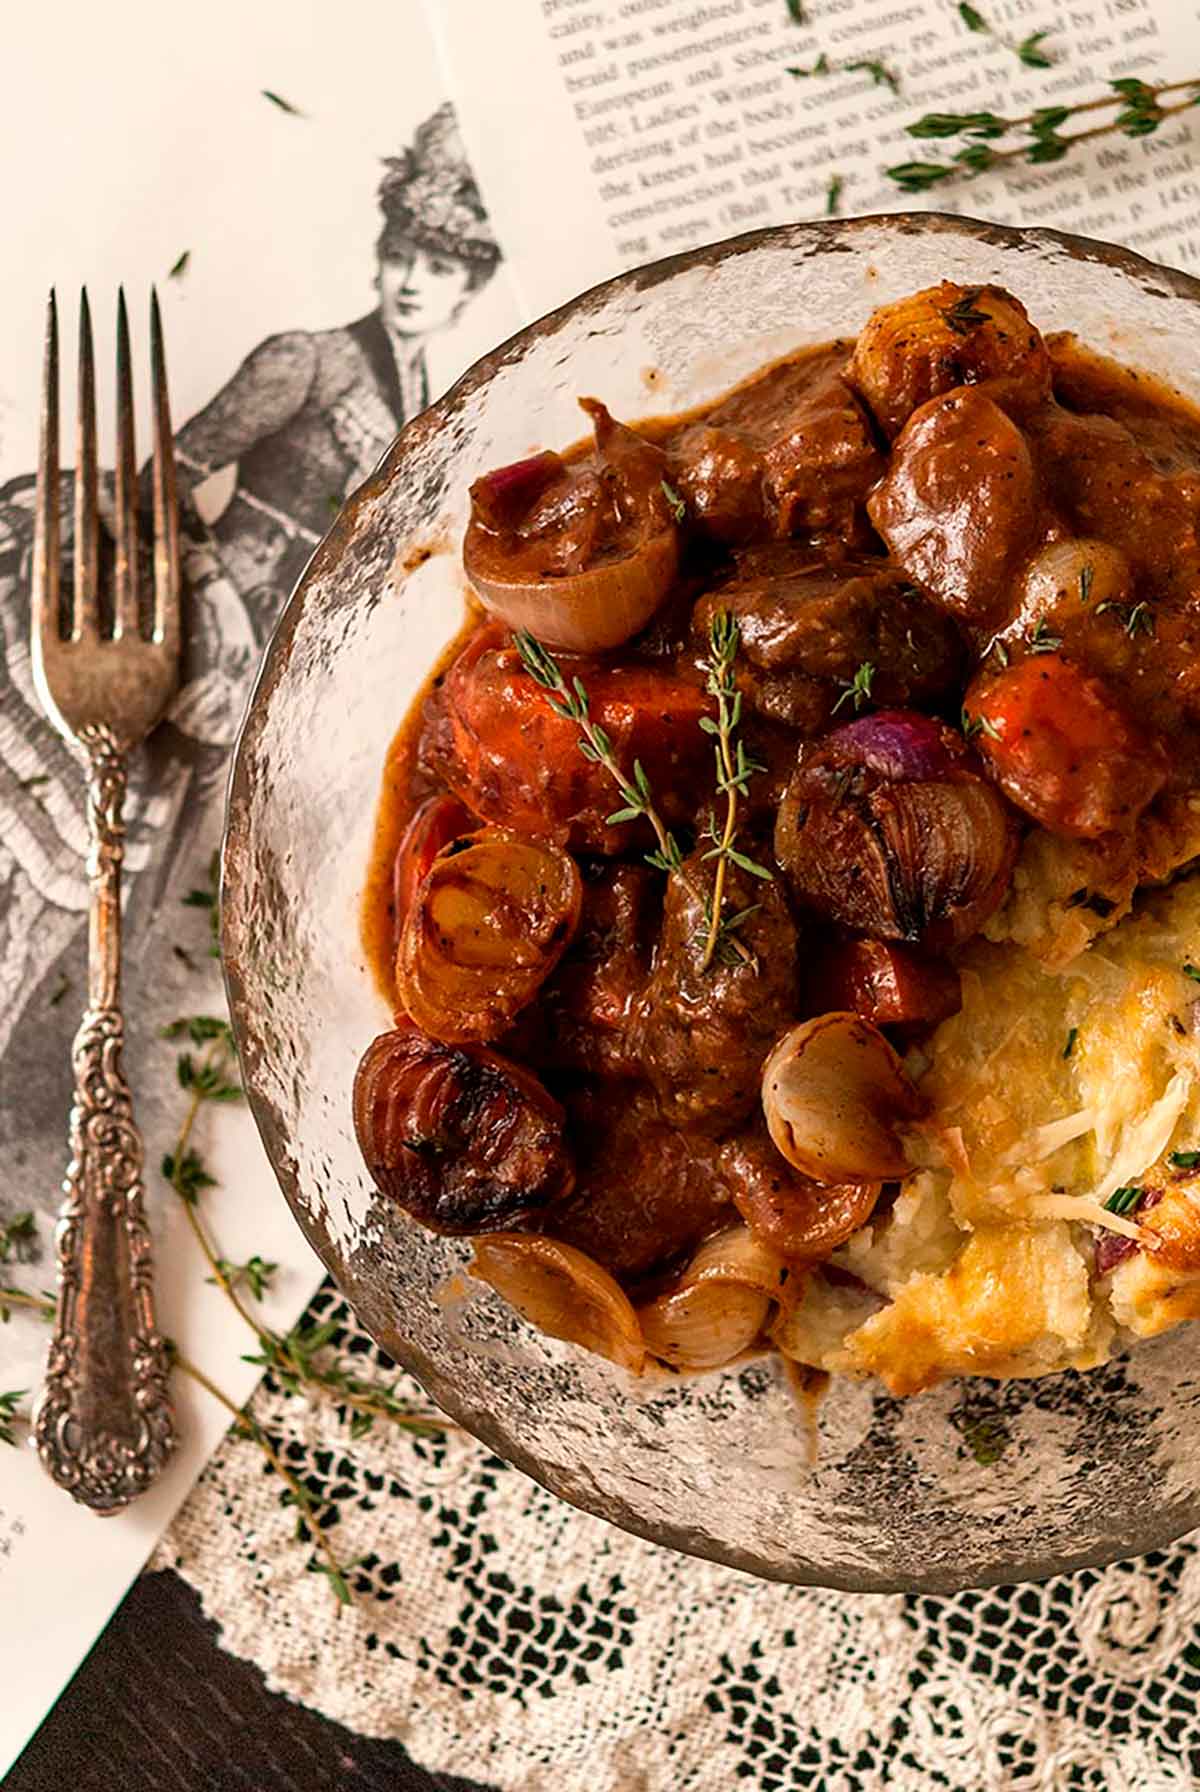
[33,288,181,652]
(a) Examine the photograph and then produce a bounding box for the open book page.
[0,1,519,1773]
[433,0,1200,320]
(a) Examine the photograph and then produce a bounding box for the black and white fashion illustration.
[0,103,502,1218]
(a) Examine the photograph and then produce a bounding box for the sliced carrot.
[967,653,1167,838]
[437,623,713,851]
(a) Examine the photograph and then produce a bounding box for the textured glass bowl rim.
[223,211,1200,1591]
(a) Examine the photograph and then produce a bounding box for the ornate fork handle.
[33,725,177,1513]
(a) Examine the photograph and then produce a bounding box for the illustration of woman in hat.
[0,103,502,1198]
[171,101,502,747]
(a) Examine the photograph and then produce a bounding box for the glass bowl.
[223,213,1200,1592]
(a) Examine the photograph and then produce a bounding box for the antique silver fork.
[30,290,181,1513]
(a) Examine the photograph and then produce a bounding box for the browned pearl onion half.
[761,1012,925,1185]
[396,827,582,1045]
[353,1028,575,1235]
[469,1234,646,1373]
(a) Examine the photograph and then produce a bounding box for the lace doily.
[155,1283,1200,1790]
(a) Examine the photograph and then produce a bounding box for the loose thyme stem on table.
[158,1024,451,1605]
[0,1282,363,1607]
[889,77,1200,191]
[0,1387,29,1445]
[787,54,902,96]
[168,1341,362,1608]
[955,2,1055,70]
[0,1244,369,1605]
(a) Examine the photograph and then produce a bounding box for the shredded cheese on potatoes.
[776,878,1200,1392]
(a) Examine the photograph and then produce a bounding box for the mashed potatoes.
[774,878,1200,1392]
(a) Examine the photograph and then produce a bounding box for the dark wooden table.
[7,1570,493,1792]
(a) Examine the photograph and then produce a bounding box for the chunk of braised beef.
[547,1083,735,1280]
[668,422,765,543]
[738,715,816,817]
[353,1028,575,1235]
[632,852,799,1135]
[717,1124,880,1262]
[757,359,885,539]
[691,546,962,729]
[666,350,882,545]
[1027,403,1200,601]
[868,387,1044,632]
[519,862,659,1078]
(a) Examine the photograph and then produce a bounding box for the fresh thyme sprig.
[956,3,1054,68]
[0,1281,52,1326]
[211,1255,278,1301]
[1095,598,1155,637]
[961,707,1001,743]
[182,852,221,957]
[660,478,687,523]
[516,627,768,969]
[0,1211,35,1264]
[1027,619,1063,655]
[941,289,990,334]
[698,612,772,971]
[832,660,876,715]
[514,629,684,874]
[888,77,1200,192]
[0,1388,27,1447]
[243,1325,447,1442]
[0,1286,344,1597]
[152,1019,451,1602]
[162,1338,359,1605]
[0,1284,351,1602]
[787,53,901,95]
